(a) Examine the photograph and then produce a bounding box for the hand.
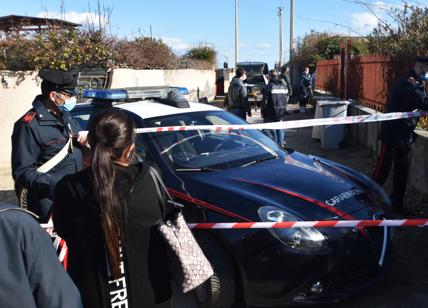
[76,131,88,147]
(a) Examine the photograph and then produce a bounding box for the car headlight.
[258,206,328,252]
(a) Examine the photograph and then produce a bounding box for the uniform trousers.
[373,143,411,210]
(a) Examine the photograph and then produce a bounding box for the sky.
[1,0,427,69]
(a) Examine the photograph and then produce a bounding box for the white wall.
[110,69,216,102]
[0,69,215,167]
[0,71,41,167]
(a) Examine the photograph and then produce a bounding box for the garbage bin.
[318,100,351,149]
[311,97,339,140]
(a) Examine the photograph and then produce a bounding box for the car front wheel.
[193,235,238,308]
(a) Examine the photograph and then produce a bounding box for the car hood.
[178,151,380,221]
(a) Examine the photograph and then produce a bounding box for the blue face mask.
[58,96,77,112]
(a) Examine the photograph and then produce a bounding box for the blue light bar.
[82,86,190,100]
[175,87,189,95]
[82,89,128,100]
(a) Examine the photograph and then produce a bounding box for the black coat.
[0,203,82,308]
[227,76,250,113]
[11,96,82,199]
[279,73,292,96]
[52,163,173,308]
[379,70,428,146]
[262,79,288,121]
[299,73,312,98]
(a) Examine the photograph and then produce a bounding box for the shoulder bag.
[148,166,214,293]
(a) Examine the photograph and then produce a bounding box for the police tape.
[40,218,426,263]
[188,219,428,229]
[76,110,428,136]
[131,110,428,134]
[41,219,68,265]
[42,219,428,232]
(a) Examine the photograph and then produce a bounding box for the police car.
[73,87,392,307]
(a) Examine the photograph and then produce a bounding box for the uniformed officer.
[11,70,84,222]
[373,56,428,216]
[0,202,83,308]
[261,69,289,147]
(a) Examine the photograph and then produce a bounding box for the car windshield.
[238,63,267,75]
[246,75,266,85]
[143,111,280,170]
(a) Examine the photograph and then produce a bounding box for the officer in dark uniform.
[261,69,288,147]
[373,56,428,215]
[0,202,83,308]
[11,70,84,222]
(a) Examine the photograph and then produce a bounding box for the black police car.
[72,87,392,307]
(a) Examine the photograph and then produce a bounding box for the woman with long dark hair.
[52,110,173,308]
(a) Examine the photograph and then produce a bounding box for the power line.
[297,15,365,36]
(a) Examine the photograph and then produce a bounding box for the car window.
[143,111,280,170]
[71,106,150,161]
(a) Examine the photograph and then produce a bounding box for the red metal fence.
[316,54,413,111]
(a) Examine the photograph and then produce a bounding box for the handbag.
[148,166,214,293]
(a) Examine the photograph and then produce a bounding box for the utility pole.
[278,6,284,67]
[235,0,239,67]
[289,0,294,62]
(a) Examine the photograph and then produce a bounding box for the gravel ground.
[1,100,427,307]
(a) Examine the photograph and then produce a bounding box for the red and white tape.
[41,219,68,266]
[76,110,428,136]
[41,218,426,263]
[188,219,428,229]
[42,219,428,233]
[132,111,428,134]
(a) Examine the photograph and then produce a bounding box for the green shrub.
[0,30,214,71]
[185,45,216,65]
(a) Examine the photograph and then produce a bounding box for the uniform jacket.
[227,76,250,113]
[11,96,82,198]
[280,73,293,96]
[52,163,173,308]
[262,79,288,121]
[379,69,428,145]
[0,203,82,308]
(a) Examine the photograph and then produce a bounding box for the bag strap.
[148,166,183,219]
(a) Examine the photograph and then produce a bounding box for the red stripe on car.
[168,188,252,222]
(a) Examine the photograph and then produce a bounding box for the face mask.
[59,96,77,112]
[419,72,428,81]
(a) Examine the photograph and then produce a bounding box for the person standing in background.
[261,69,288,147]
[373,56,428,216]
[227,67,252,120]
[298,67,312,113]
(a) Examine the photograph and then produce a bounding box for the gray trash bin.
[318,100,351,149]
